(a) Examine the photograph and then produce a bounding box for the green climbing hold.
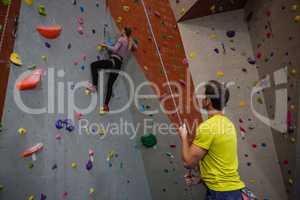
[0,184,4,191]
[141,133,157,148]
[38,4,47,16]
[1,0,11,6]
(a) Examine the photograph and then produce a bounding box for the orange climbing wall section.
[107,0,202,134]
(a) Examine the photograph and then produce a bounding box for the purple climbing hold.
[55,119,64,129]
[40,193,47,200]
[214,48,219,54]
[45,42,51,48]
[86,160,93,171]
[247,57,256,65]
[226,30,236,38]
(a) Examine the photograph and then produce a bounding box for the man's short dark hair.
[205,80,230,111]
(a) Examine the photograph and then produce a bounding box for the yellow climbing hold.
[116,16,123,24]
[189,52,196,59]
[288,178,293,185]
[10,52,22,66]
[122,5,130,12]
[25,0,33,6]
[209,33,218,40]
[290,137,296,143]
[239,101,246,108]
[28,195,34,200]
[107,150,115,161]
[71,162,77,168]
[180,8,186,16]
[89,187,95,194]
[41,55,47,61]
[85,88,91,96]
[294,15,300,22]
[210,5,216,13]
[290,104,295,110]
[216,70,224,78]
[290,68,297,76]
[18,128,27,135]
[291,4,298,11]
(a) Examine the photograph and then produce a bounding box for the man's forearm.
[181,136,191,165]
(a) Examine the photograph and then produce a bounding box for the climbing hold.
[247,57,256,65]
[0,184,4,191]
[226,30,236,38]
[52,163,57,170]
[63,192,68,198]
[55,134,62,140]
[257,97,263,104]
[16,69,43,90]
[75,112,82,120]
[77,26,84,35]
[256,52,262,59]
[141,133,157,148]
[40,193,47,200]
[290,137,296,143]
[71,162,77,168]
[89,187,95,195]
[28,162,34,169]
[18,128,27,135]
[86,160,93,171]
[80,5,84,12]
[209,34,217,40]
[189,52,196,59]
[36,25,62,39]
[210,5,216,13]
[214,48,219,54]
[123,5,130,12]
[294,15,300,22]
[180,8,186,15]
[290,68,297,76]
[107,150,116,161]
[288,178,293,185]
[25,0,33,6]
[38,4,47,16]
[291,4,299,11]
[44,42,51,48]
[116,16,123,24]
[77,16,84,25]
[10,52,22,66]
[216,70,224,78]
[20,143,43,157]
[239,101,246,108]
[28,195,34,200]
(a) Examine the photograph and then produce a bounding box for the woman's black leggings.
[90,57,122,105]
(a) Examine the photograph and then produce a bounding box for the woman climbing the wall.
[90,27,135,114]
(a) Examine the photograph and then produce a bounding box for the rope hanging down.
[140,0,183,125]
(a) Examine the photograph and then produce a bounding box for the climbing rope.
[140,0,183,125]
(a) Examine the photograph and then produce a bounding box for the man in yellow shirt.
[178,80,245,200]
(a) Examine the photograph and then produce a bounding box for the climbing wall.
[245,0,300,199]
[0,0,205,200]
[168,0,198,21]
[0,0,152,199]
[178,9,287,199]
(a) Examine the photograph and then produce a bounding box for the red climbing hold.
[36,25,62,39]
[16,69,44,90]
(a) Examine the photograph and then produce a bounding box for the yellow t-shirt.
[193,115,245,191]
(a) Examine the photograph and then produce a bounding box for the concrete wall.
[178,9,287,199]
[245,0,300,199]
